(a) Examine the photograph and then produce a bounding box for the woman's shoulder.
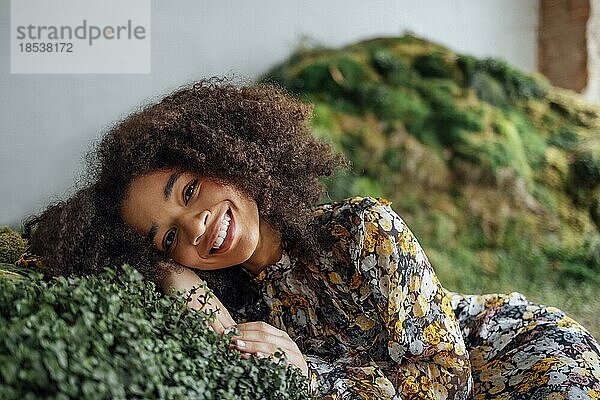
[310,196,400,240]
[312,195,396,221]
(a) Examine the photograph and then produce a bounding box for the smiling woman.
[120,168,283,274]
[22,77,600,399]
[24,77,346,284]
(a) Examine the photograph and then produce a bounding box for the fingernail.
[223,327,234,335]
[255,352,267,358]
[235,339,246,349]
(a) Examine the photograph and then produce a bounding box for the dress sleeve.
[352,197,472,399]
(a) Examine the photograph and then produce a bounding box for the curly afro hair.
[23,77,348,308]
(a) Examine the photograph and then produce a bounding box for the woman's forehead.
[121,169,180,232]
[133,169,180,196]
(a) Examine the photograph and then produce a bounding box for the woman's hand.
[158,262,236,334]
[230,321,308,377]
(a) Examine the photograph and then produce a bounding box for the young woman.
[24,78,600,399]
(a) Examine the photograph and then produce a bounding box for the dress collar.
[251,240,293,283]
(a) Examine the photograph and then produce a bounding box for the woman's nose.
[181,210,210,246]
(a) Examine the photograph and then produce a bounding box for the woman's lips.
[212,209,234,255]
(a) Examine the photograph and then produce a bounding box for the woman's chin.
[185,257,250,271]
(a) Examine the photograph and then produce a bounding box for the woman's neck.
[241,219,283,275]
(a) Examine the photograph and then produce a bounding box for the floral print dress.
[240,196,600,399]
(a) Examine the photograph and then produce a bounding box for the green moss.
[532,185,559,212]
[591,190,600,230]
[350,176,385,198]
[0,227,27,264]
[543,236,600,282]
[507,110,547,168]
[310,102,344,148]
[571,151,600,188]
[549,128,582,151]
[472,57,548,101]
[548,91,599,128]
[413,51,460,80]
[264,34,600,334]
[456,54,479,85]
[469,71,509,108]
[357,83,429,128]
[417,80,483,137]
[428,211,458,246]
[492,114,533,184]
[370,49,418,87]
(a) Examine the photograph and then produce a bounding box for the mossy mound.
[261,35,600,287]
[0,226,27,264]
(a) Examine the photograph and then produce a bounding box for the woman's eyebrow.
[145,170,184,245]
[147,223,158,244]
[164,170,184,200]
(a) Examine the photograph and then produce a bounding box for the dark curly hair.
[23,77,348,310]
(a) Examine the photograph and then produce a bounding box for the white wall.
[0,0,540,226]
[585,0,600,103]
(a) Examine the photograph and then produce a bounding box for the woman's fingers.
[231,331,296,353]
[232,321,295,354]
[209,319,226,335]
[210,308,238,335]
[205,310,233,335]
[232,338,307,375]
[219,305,236,327]
[228,321,308,376]
[234,321,289,337]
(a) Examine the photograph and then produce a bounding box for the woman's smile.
[209,208,234,255]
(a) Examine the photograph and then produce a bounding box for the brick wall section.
[538,0,590,92]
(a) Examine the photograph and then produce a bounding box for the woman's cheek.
[173,246,203,269]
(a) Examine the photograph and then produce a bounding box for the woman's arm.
[353,198,473,399]
[158,263,308,375]
[157,262,237,334]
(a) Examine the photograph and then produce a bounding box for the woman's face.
[121,168,280,273]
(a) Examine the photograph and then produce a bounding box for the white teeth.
[211,212,231,250]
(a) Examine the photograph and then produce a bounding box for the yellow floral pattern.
[452,292,600,399]
[251,196,472,399]
[241,197,600,399]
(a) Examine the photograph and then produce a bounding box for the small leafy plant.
[0,265,312,400]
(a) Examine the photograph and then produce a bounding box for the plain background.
[0,0,539,227]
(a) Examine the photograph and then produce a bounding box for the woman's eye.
[164,229,176,251]
[184,179,198,205]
